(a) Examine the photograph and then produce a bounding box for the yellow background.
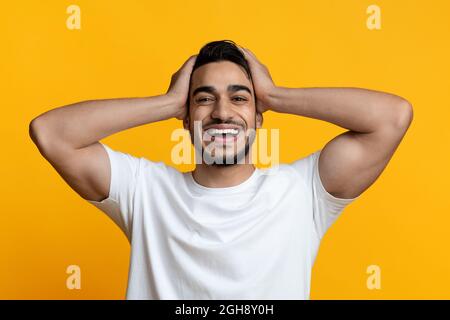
[2,0,449,299]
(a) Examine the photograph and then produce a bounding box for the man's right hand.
[166,54,198,120]
[29,54,198,203]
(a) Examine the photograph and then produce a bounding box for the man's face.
[184,61,262,165]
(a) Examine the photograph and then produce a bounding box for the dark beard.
[192,132,255,166]
[208,140,251,167]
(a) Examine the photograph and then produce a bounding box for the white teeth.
[206,128,239,136]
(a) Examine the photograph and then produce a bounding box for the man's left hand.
[239,46,277,114]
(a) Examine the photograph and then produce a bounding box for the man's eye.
[197,97,213,102]
[233,97,247,102]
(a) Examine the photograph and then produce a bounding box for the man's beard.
[205,140,251,167]
[191,129,255,166]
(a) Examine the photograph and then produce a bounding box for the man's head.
[183,40,263,166]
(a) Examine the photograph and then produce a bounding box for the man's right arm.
[28,93,184,202]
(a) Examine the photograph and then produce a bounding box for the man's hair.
[187,40,254,109]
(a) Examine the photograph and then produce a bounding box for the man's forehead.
[190,61,253,96]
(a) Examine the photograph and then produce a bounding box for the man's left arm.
[266,86,413,199]
[239,47,413,199]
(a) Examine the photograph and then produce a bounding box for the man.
[29,40,413,299]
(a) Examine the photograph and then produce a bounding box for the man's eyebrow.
[192,84,252,96]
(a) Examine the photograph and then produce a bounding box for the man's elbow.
[391,99,414,131]
[29,116,52,154]
[29,117,42,145]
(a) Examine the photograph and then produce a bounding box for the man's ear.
[256,112,263,129]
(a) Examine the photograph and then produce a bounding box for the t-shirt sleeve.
[290,149,361,240]
[86,142,142,242]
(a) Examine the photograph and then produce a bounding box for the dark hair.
[187,40,253,109]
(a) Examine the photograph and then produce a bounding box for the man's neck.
[192,162,256,188]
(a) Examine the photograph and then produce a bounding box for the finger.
[247,50,261,67]
[241,47,253,56]
[188,55,197,66]
[183,54,197,68]
[237,45,249,57]
[240,47,254,64]
[243,48,260,67]
[237,45,246,55]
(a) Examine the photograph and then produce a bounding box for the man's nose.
[210,98,234,121]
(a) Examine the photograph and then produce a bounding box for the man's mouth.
[203,125,243,143]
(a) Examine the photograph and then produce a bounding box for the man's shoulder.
[261,150,321,188]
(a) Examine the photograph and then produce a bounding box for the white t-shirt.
[87,143,359,299]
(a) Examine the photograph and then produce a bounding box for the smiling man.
[185,46,263,185]
[29,40,413,299]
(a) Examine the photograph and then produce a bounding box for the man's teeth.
[206,128,239,136]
